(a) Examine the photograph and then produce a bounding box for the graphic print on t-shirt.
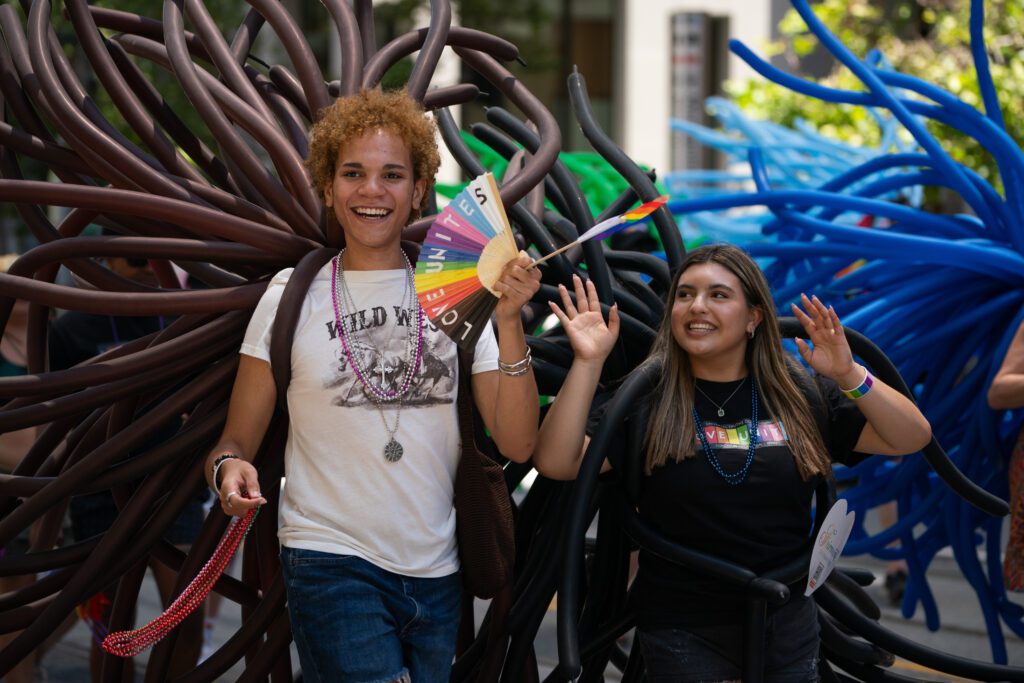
[697,418,789,449]
[322,304,457,408]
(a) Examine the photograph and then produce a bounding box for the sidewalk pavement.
[22,549,1023,682]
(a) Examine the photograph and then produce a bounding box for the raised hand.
[548,275,620,363]
[492,251,543,322]
[790,293,857,383]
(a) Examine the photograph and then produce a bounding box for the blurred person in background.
[989,317,1024,593]
[0,253,45,683]
[49,251,206,681]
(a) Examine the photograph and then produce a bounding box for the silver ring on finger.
[225,491,239,506]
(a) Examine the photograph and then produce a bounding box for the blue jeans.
[638,596,821,682]
[281,547,462,683]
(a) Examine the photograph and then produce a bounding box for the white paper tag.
[805,499,856,596]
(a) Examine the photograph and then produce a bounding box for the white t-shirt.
[241,262,500,577]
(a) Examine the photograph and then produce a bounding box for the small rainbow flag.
[530,195,668,268]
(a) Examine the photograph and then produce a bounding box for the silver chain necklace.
[694,377,747,418]
[333,249,420,462]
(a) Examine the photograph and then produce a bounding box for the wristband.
[211,453,240,493]
[839,368,874,400]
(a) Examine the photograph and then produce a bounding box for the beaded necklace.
[102,506,259,656]
[330,249,424,462]
[331,250,423,400]
[692,378,759,485]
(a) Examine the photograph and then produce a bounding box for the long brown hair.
[642,244,831,480]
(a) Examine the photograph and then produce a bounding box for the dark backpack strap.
[456,348,493,450]
[456,350,476,447]
[269,248,336,411]
[268,241,421,411]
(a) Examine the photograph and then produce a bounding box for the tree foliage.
[726,0,1024,189]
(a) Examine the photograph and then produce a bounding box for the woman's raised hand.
[790,293,857,383]
[549,275,620,363]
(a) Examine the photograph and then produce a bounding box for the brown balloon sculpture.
[0,1,595,680]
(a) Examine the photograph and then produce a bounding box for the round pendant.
[384,439,404,463]
[717,408,725,417]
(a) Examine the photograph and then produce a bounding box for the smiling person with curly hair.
[202,89,541,683]
[305,88,441,224]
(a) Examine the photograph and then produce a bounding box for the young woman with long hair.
[534,243,931,682]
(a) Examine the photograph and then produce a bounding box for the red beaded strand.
[101,506,260,657]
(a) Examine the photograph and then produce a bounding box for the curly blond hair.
[305,89,441,212]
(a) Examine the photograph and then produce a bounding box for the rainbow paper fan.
[416,178,669,350]
[416,172,518,350]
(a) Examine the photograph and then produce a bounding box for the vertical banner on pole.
[671,12,711,171]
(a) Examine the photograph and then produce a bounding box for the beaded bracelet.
[211,453,240,493]
[840,368,874,400]
[498,347,532,376]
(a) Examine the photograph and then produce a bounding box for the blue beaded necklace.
[692,378,759,485]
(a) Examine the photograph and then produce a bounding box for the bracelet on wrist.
[498,347,532,374]
[499,363,531,377]
[839,368,874,400]
[211,453,240,493]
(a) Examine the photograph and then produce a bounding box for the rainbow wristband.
[840,369,874,400]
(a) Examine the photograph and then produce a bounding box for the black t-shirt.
[48,311,194,540]
[48,311,167,371]
[590,372,867,629]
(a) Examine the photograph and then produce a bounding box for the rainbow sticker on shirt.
[698,419,789,449]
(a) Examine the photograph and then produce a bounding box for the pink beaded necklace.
[330,250,425,462]
[330,251,424,401]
